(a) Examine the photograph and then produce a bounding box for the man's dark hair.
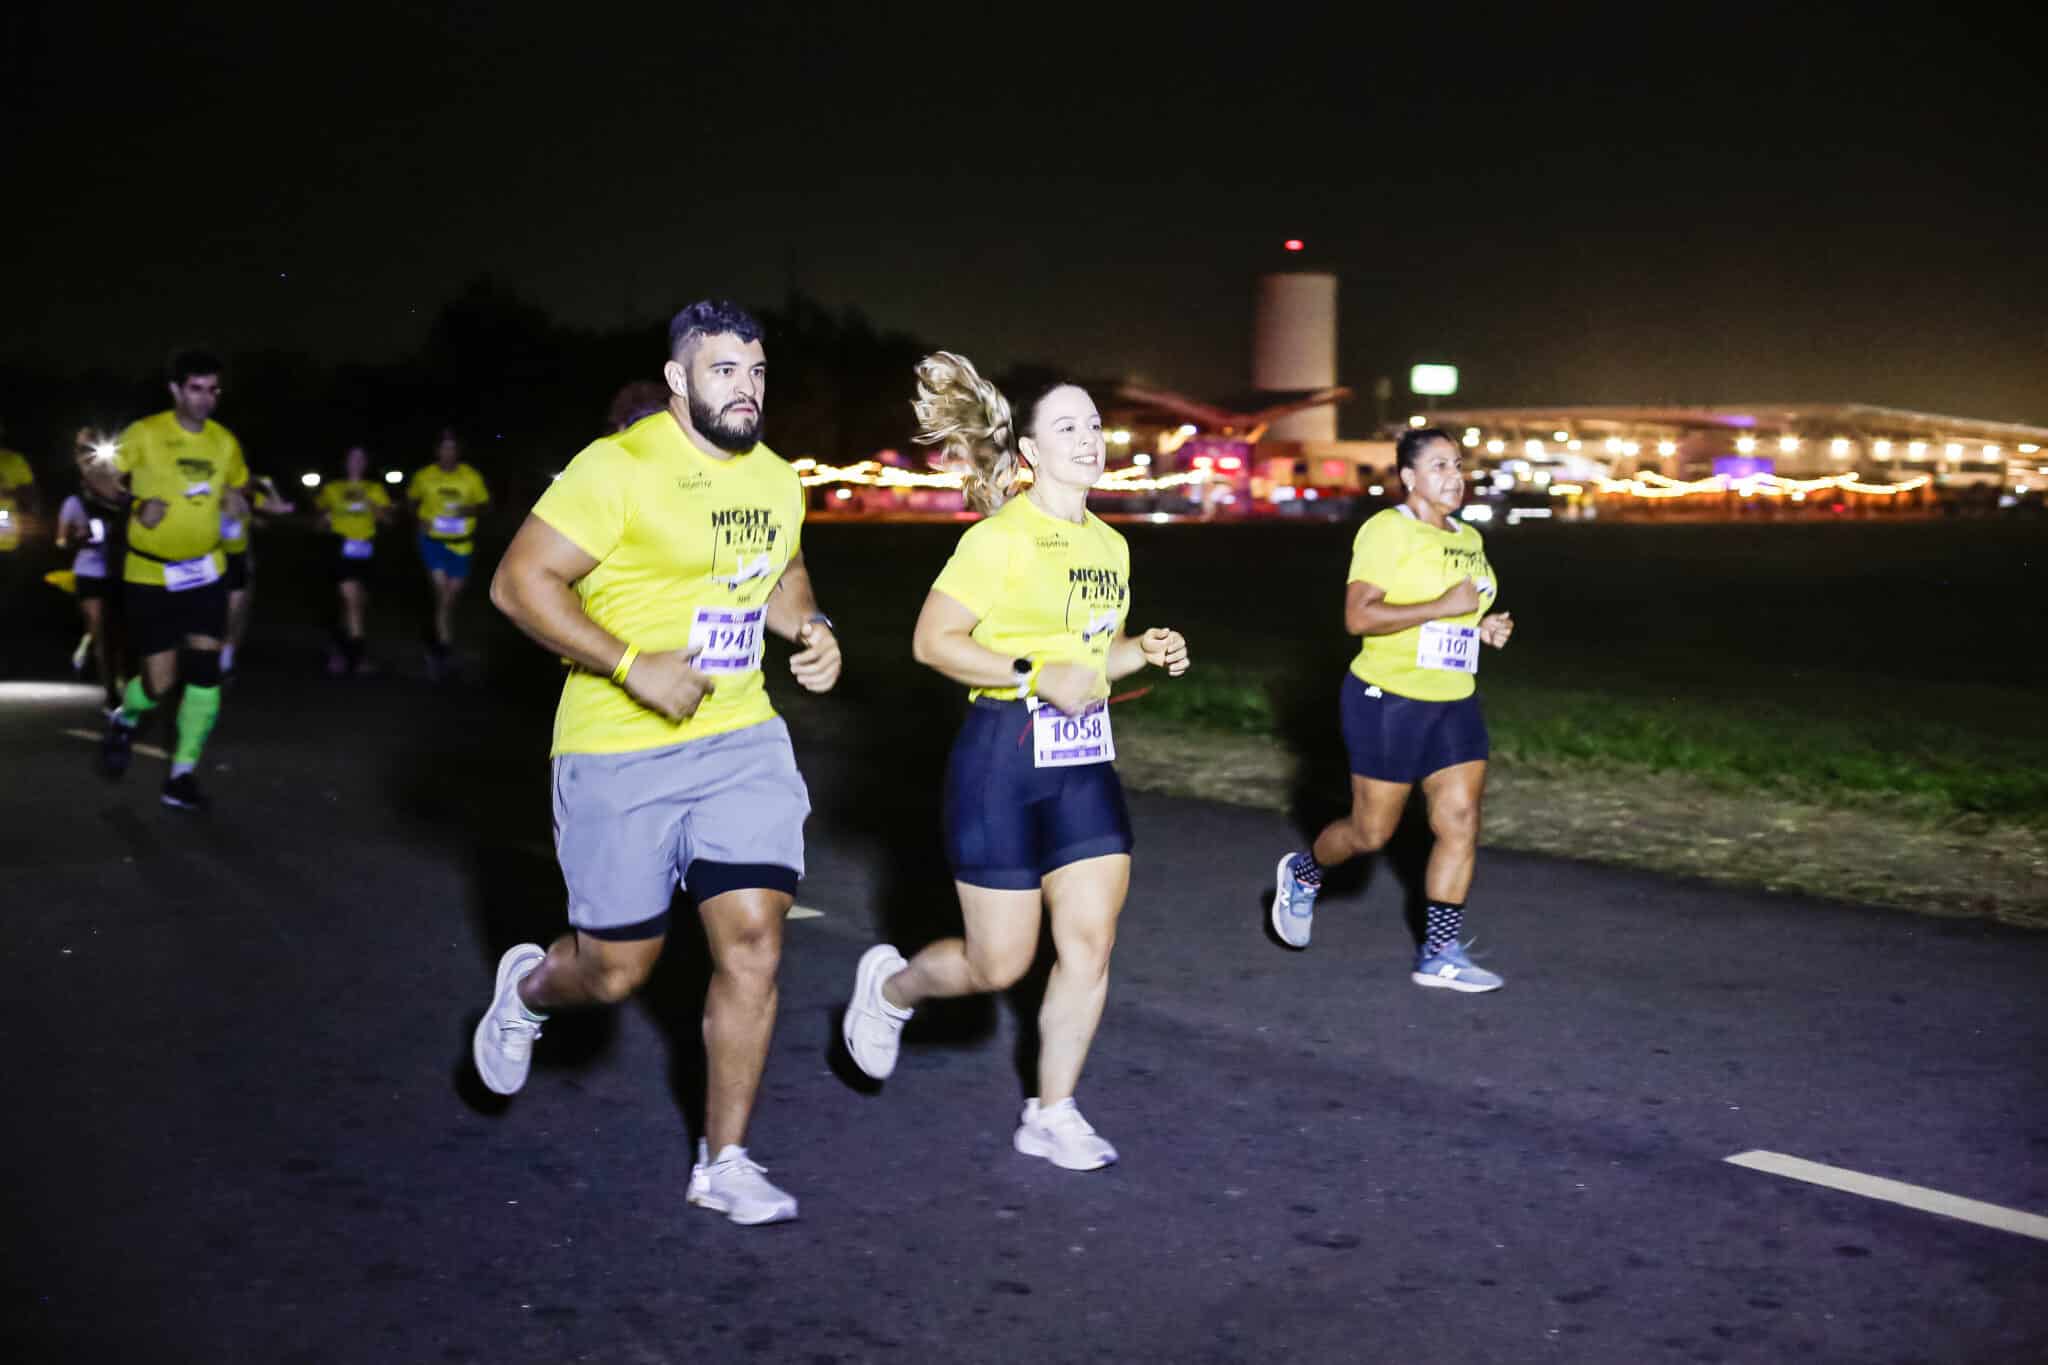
[1396,426,1458,469]
[667,299,764,363]
[168,348,225,386]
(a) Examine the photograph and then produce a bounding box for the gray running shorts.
[551,717,810,939]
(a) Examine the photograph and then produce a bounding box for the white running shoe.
[842,944,913,1079]
[472,944,547,1095]
[1013,1098,1119,1171]
[687,1141,799,1225]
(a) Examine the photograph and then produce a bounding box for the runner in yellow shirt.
[407,432,490,680]
[315,445,394,675]
[839,352,1190,1173]
[95,350,250,811]
[1270,426,1515,991]
[218,470,291,682]
[0,424,39,676]
[474,300,843,1225]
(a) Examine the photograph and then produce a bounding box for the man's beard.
[690,393,762,454]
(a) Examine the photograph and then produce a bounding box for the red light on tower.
[1283,239,1305,252]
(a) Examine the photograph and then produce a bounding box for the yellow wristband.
[610,643,640,686]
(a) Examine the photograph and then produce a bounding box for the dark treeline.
[0,280,959,505]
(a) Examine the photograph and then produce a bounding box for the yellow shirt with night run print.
[408,463,490,553]
[317,480,391,543]
[930,492,1132,702]
[115,412,248,587]
[1346,506,1499,702]
[531,411,805,757]
[0,448,34,553]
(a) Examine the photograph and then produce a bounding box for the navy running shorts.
[943,698,1134,891]
[418,535,471,580]
[1339,672,1490,784]
[223,550,251,593]
[125,578,229,657]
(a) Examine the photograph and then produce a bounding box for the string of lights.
[1551,472,1932,501]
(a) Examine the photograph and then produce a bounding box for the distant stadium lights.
[384,469,403,484]
[1408,364,1459,396]
[1525,439,1545,456]
[1132,453,1152,467]
[1462,430,1480,448]
[1459,504,1493,522]
[1283,239,1305,252]
[1407,415,1427,428]
[1779,436,1800,453]
[1553,431,1569,442]
[1621,441,1640,457]
[1830,438,1851,456]
[1945,442,1963,458]
[1485,438,1506,455]
[1604,437,1624,454]
[1983,445,2002,458]
[1908,441,1928,458]
[1109,430,1131,445]
[1871,441,1892,460]
[1736,436,1758,454]
[301,472,321,488]
[1567,439,1583,452]
[2021,443,2041,454]
[1658,440,1677,456]
[833,488,853,501]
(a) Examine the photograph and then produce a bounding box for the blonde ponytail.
[912,351,1017,515]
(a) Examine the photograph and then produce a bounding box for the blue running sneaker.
[1271,852,1318,949]
[1411,941,1503,993]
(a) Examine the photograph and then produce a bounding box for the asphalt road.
[2,623,2043,1364]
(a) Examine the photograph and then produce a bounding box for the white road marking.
[788,905,824,920]
[1726,1150,2048,1242]
[64,727,171,761]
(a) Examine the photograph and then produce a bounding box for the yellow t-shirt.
[930,493,1132,702]
[0,448,33,553]
[409,463,490,553]
[1346,506,1499,702]
[116,413,248,586]
[531,412,806,756]
[318,480,391,543]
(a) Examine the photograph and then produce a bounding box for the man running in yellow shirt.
[0,422,39,676]
[315,445,394,675]
[477,300,842,1226]
[96,350,250,811]
[407,431,489,680]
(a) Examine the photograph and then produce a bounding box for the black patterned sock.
[1288,851,1323,888]
[1424,901,1465,955]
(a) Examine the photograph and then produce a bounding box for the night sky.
[10,3,2046,429]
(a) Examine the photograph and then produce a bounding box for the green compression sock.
[173,683,223,769]
[119,675,158,727]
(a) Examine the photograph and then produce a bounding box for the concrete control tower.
[1252,272,1339,442]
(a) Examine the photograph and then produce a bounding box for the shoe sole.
[473,945,544,1095]
[1410,970,1503,994]
[1013,1128,1118,1171]
[842,945,906,1080]
[159,792,206,810]
[686,1189,799,1226]
[1270,853,1310,950]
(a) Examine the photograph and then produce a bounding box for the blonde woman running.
[841,353,1188,1170]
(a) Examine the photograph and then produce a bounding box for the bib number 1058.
[1032,699,1115,768]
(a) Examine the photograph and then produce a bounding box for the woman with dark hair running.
[840,352,1189,1171]
[1270,426,1514,991]
[57,428,129,711]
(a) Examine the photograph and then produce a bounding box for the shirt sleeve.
[469,468,490,505]
[407,471,427,506]
[1346,512,1407,587]
[370,485,392,510]
[59,494,85,530]
[224,435,249,489]
[930,517,1011,618]
[531,441,629,562]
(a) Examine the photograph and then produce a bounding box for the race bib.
[341,538,374,560]
[1417,621,1479,674]
[163,555,222,592]
[1031,698,1115,768]
[220,517,245,541]
[0,509,11,527]
[185,481,213,499]
[431,515,467,537]
[88,517,106,544]
[688,605,766,675]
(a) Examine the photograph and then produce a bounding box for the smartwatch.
[1011,657,1037,696]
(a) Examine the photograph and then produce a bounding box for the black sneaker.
[161,772,210,811]
[99,719,135,779]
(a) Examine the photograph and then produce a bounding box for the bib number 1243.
[1031,699,1114,768]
